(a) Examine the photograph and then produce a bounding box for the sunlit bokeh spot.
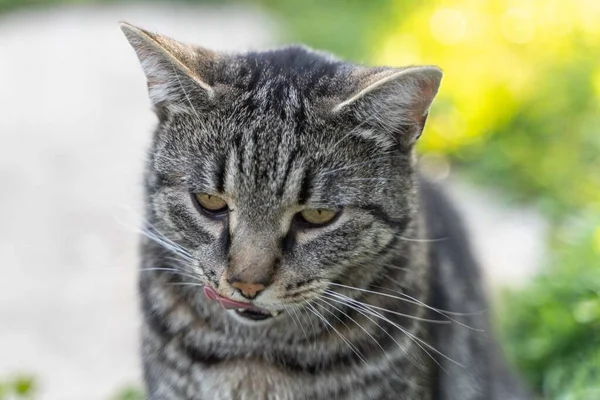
[592,69,600,96]
[500,7,535,44]
[429,8,467,45]
[594,227,600,254]
[378,33,421,65]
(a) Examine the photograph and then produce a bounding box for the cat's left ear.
[333,66,443,149]
[120,22,217,112]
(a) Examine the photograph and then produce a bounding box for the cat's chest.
[193,360,300,400]
[190,360,425,400]
[146,330,428,400]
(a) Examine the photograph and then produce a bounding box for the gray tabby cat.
[121,22,528,400]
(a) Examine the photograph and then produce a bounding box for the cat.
[121,22,528,400]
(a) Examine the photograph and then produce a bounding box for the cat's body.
[121,23,527,399]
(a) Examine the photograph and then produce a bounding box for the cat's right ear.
[332,66,443,150]
[120,22,216,112]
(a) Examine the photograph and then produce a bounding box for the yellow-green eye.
[194,193,228,213]
[299,209,338,226]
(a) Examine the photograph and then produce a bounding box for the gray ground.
[0,4,545,399]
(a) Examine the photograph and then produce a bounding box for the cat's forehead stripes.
[227,127,310,208]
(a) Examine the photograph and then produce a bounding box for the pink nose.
[230,281,265,299]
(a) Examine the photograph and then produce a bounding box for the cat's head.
[122,23,441,324]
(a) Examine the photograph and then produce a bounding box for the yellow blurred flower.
[375,0,600,152]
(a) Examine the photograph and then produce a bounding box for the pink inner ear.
[410,79,437,125]
[413,110,429,128]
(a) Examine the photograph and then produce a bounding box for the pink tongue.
[204,286,252,310]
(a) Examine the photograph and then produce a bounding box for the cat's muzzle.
[204,286,280,321]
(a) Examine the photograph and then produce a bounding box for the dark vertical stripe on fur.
[279,147,299,197]
[298,168,313,204]
[233,133,244,177]
[214,152,227,193]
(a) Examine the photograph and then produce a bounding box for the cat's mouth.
[233,308,276,321]
[204,286,280,321]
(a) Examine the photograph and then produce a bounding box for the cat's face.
[122,23,441,323]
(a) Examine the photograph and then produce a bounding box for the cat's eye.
[298,208,339,226]
[193,193,228,215]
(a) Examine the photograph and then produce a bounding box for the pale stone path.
[0,5,544,399]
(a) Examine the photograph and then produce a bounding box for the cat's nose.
[230,280,266,299]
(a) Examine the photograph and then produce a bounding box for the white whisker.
[322,292,440,371]
[398,236,447,243]
[329,282,483,331]
[325,291,460,371]
[346,177,394,182]
[299,304,321,337]
[325,290,449,325]
[170,64,200,117]
[287,306,310,342]
[139,267,205,284]
[140,229,194,262]
[320,155,394,176]
[315,297,388,357]
[306,303,369,367]
[169,282,205,288]
[372,282,486,324]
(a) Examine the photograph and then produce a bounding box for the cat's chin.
[226,308,281,325]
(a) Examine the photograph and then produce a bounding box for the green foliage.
[500,214,600,399]
[255,0,398,62]
[456,53,600,221]
[0,378,144,400]
[111,386,145,400]
[0,375,37,400]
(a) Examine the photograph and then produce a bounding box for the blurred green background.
[1,0,598,399]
